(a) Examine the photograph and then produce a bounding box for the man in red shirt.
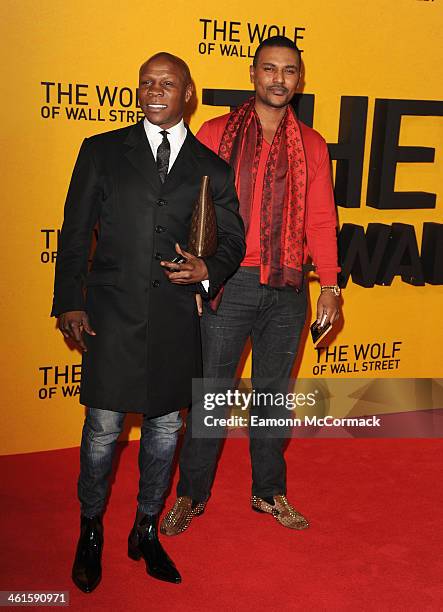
[162,36,341,534]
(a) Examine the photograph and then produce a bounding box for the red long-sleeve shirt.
[196,113,340,285]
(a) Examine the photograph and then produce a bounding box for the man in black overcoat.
[52,52,245,591]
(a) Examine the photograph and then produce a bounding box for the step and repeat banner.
[1,0,442,454]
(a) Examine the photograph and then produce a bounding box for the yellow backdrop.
[1,0,442,454]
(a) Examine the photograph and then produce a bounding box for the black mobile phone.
[310,319,332,345]
[171,255,187,264]
[164,255,187,272]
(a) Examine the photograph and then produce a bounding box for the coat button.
[155,225,166,233]
[152,280,160,288]
[154,252,162,260]
[157,199,167,206]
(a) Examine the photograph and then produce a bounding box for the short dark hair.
[140,52,192,85]
[253,35,301,67]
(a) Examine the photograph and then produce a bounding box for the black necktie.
[156,130,170,183]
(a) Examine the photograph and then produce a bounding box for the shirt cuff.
[201,279,210,292]
[317,269,340,286]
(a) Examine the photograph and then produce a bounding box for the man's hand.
[316,290,340,326]
[161,243,209,284]
[58,310,96,352]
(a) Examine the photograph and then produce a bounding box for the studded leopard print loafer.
[251,495,309,530]
[160,497,206,536]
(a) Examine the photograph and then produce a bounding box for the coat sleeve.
[51,138,102,317]
[202,165,246,298]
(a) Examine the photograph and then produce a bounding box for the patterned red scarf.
[219,97,307,288]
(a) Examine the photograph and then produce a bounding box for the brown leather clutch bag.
[188,175,218,257]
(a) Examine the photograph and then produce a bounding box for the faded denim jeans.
[78,407,182,517]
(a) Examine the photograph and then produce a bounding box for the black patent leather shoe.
[72,515,103,593]
[128,512,181,584]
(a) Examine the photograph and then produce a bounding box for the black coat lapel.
[124,121,162,192]
[162,131,195,193]
[162,129,205,194]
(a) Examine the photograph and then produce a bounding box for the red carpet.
[1,438,442,610]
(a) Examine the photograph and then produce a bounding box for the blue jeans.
[177,267,307,501]
[78,408,182,517]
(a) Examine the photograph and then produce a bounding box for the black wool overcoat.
[52,121,245,416]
